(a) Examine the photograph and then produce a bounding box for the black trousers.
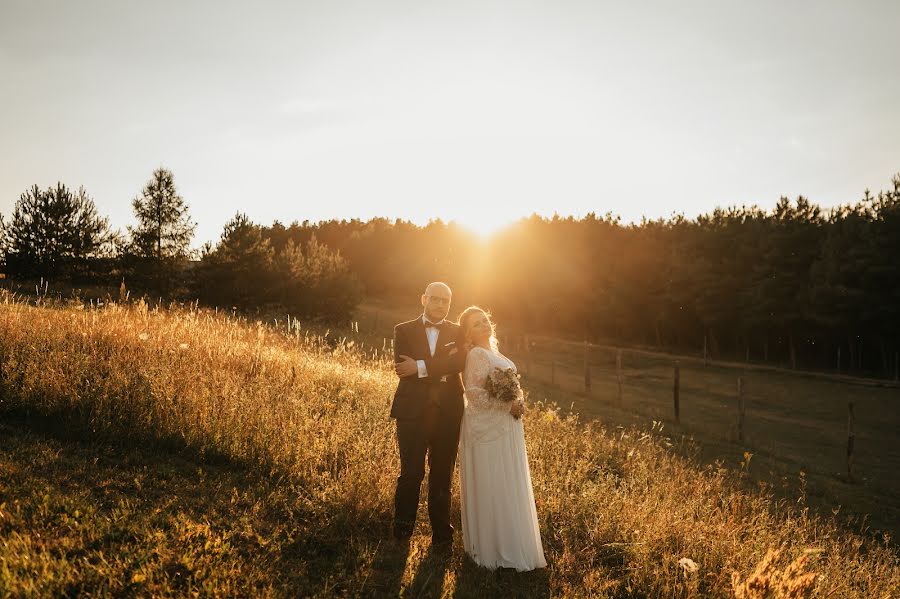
[392,400,462,542]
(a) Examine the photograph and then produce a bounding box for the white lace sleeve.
[464,348,510,413]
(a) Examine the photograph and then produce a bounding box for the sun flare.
[453,212,516,240]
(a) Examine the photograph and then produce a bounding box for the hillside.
[0,298,898,597]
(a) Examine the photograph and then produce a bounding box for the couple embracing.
[390,281,546,572]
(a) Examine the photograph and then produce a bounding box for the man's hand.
[395,355,418,378]
[510,399,525,419]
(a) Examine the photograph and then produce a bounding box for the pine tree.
[195,212,275,308]
[4,183,113,279]
[127,168,196,290]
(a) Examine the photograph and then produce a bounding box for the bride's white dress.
[459,346,547,571]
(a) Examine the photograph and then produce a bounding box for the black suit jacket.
[390,317,466,422]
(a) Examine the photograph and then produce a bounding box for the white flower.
[678,557,699,575]
[139,332,149,341]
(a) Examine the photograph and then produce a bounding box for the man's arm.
[422,328,466,378]
[394,324,419,378]
[393,324,402,363]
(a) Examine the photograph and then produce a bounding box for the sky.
[2,0,899,245]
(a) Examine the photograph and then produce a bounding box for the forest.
[3,169,898,377]
[254,175,900,377]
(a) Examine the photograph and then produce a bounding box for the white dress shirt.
[417,315,443,378]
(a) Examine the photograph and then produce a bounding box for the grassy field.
[1,297,898,597]
[354,299,900,540]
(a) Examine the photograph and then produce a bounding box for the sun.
[452,212,515,240]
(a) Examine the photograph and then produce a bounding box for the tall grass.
[0,295,897,597]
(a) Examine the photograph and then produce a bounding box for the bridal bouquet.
[485,367,521,402]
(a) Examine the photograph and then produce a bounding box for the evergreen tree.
[195,213,275,308]
[275,234,362,321]
[127,168,195,289]
[4,183,113,279]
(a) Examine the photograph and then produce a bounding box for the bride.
[457,306,546,571]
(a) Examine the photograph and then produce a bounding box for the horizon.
[2,0,899,245]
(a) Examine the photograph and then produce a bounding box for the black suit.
[390,316,466,542]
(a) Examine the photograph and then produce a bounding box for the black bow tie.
[424,320,444,329]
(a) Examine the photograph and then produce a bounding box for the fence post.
[737,377,745,442]
[847,402,855,481]
[616,349,623,405]
[583,340,591,393]
[673,361,680,424]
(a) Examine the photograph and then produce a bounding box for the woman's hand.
[509,399,525,419]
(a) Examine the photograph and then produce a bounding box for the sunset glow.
[2,2,899,247]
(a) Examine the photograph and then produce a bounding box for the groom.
[391,281,466,547]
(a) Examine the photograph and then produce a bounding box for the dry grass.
[731,547,817,599]
[0,296,898,597]
[355,299,900,539]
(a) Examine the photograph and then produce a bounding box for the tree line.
[4,168,898,376]
[0,168,360,322]
[243,175,900,378]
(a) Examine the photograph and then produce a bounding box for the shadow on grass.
[0,414,557,597]
[406,544,452,597]
[451,553,551,599]
[0,416,403,596]
[366,537,412,596]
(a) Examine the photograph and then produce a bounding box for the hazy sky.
[2,0,899,244]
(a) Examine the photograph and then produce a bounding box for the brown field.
[355,299,900,540]
[0,296,898,596]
